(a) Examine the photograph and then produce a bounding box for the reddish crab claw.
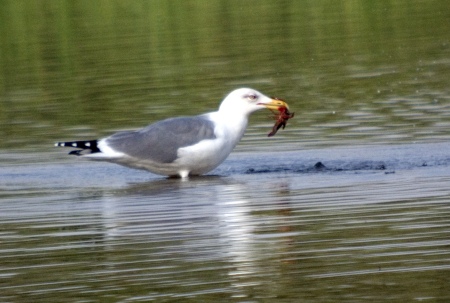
[267,98,295,137]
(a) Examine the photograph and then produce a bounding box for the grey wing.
[104,116,216,163]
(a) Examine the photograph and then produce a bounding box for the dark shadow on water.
[244,160,389,174]
[238,142,450,176]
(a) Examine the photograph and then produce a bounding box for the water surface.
[2,143,450,302]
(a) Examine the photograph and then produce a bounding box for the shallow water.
[1,143,450,302]
[1,0,450,302]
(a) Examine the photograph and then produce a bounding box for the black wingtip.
[55,140,101,154]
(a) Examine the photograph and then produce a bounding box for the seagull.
[55,88,290,178]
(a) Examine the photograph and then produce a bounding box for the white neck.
[209,111,249,149]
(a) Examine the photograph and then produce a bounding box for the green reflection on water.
[0,0,448,149]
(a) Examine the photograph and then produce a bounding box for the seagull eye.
[245,94,258,101]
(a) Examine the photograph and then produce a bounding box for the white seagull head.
[218,88,289,117]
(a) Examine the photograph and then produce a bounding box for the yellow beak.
[258,98,290,111]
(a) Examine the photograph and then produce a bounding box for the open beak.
[258,98,290,111]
